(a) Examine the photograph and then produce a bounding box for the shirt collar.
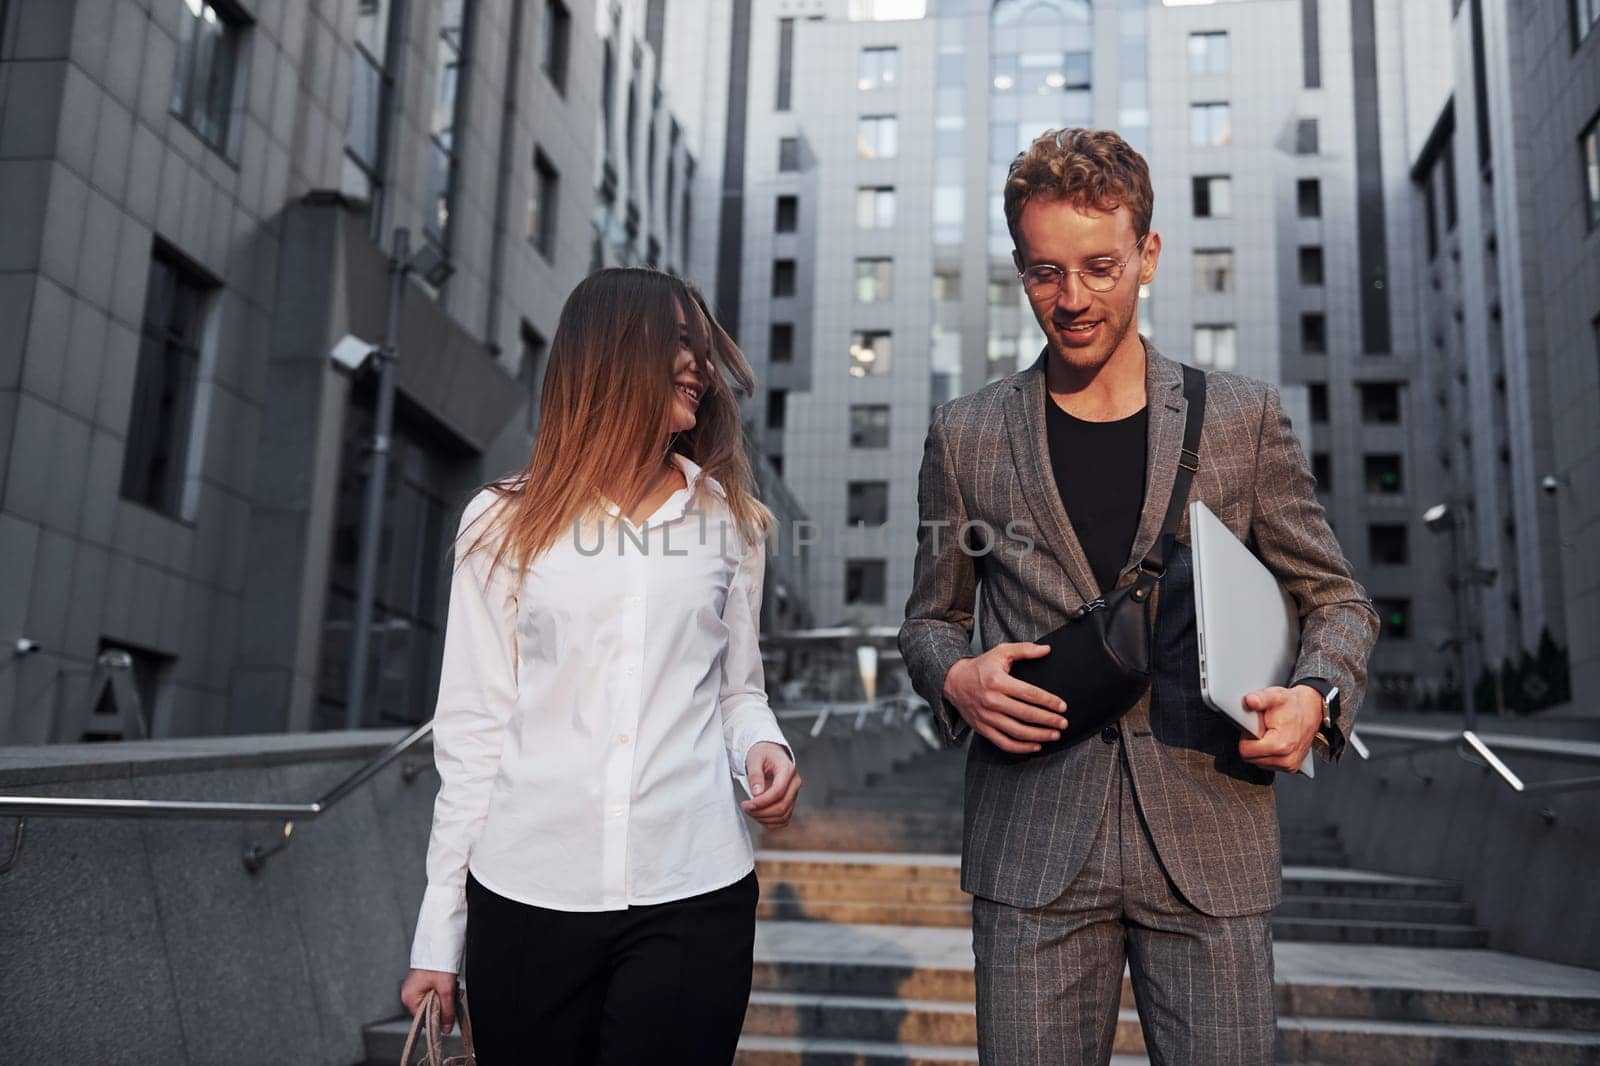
[599,452,715,524]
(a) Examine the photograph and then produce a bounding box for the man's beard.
[1039,291,1139,375]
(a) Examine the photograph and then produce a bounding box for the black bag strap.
[1136,364,1206,578]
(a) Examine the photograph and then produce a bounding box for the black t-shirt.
[1044,394,1149,596]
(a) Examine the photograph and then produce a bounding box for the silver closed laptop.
[1190,500,1314,777]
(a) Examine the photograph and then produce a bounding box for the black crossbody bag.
[1009,364,1206,750]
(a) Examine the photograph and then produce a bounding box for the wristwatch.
[1293,677,1343,761]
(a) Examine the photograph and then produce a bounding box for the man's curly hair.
[1003,128,1154,250]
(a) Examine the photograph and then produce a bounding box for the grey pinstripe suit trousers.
[971,736,1276,1066]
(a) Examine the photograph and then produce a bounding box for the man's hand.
[943,643,1069,755]
[1238,685,1324,772]
[742,741,801,828]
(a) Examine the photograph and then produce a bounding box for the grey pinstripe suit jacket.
[898,341,1380,915]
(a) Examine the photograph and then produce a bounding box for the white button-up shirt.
[409,455,791,973]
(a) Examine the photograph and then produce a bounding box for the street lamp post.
[1424,502,1475,730]
[342,228,453,730]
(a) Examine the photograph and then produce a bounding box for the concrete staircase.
[733,743,1600,1065]
[355,738,1600,1064]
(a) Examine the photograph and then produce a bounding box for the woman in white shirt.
[399,268,800,1064]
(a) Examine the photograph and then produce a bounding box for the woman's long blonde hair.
[467,268,771,579]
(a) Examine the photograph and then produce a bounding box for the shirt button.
[617,734,630,745]
[1101,726,1120,744]
[624,665,636,677]
[609,806,624,817]
[628,595,642,607]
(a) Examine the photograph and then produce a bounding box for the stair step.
[735,1035,981,1064]
[757,851,962,884]
[761,877,972,905]
[752,928,1600,1030]
[1278,983,1600,1033]
[1272,896,1476,924]
[745,990,976,1046]
[743,994,1145,1052]
[1272,918,1490,948]
[1276,1015,1600,1065]
[757,898,972,927]
[1280,867,1464,901]
[753,958,975,1003]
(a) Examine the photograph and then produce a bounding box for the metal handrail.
[775,694,929,737]
[0,720,436,874]
[1350,722,1600,799]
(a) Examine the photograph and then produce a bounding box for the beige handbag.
[400,988,477,1066]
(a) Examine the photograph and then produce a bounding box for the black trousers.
[462,871,759,1066]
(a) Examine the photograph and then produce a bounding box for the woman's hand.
[400,968,460,1034]
[741,741,801,829]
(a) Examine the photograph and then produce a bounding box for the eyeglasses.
[1017,234,1148,298]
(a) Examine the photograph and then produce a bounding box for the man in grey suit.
[898,128,1380,1065]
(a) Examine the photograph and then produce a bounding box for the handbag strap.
[1135,363,1207,579]
[400,988,478,1066]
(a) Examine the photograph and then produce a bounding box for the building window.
[850,404,890,447]
[519,322,547,437]
[320,409,450,728]
[771,322,794,363]
[767,388,787,430]
[1192,175,1232,218]
[1193,249,1232,294]
[171,0,245,153]
[855,258,893,302]
[1190,102,1231,147]
[1360,382,1403,423]
[847,481,889,526]
[777,17,794,110]
[1312,451,1331,491]
[1373,597,1411,639]
[540,0,570,94]
[1295,117,1319,155]
[528,148,559,259]
[779,136,800,172]
[856,186,896,228]
[345,0,397,220]
[1299,245,1325,285]
[1369,523,1409,565]
[933,270,961,301]
[1364,454,1403,494]
[1583,113,1600,230]
[1421,168,1439,259]
[1188,31,1228,75]
[123,246,214,516]
[775,195,799,233]
[858,115,899,159]
[858,47,899,91]
[772,259,797,297]
[1297,178,1322,218]
[850,331,892,377]
[424,0,474,254]
[1191,325,1237,369]
[1301,312,1327,354]
[1576,0,1600,45]
[1309,382,1328,423]
[602,39,616,150]
[844,559,887,605]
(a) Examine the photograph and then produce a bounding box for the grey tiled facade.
[0,0,720,743]
[1409,0,1599,710]
[729,0,1454,708]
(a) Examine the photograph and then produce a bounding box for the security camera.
[330,334,377,372]
[1540,475,1562,496]
[13,638,40,655]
